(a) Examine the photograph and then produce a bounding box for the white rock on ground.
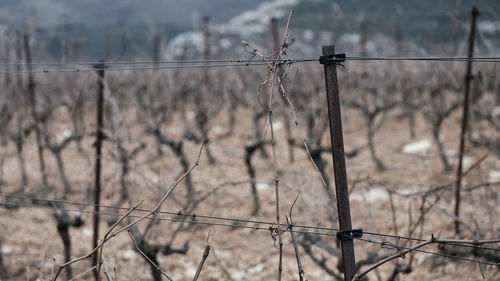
[398,189,417,196]
[272,121,283,130]
[445,149,457,157]
[248,264,264,274]
[351,188,390,203]
[212,126,226,135]
[256,182,270,191]
[1,244,12,255]
[120,249,136,261]
[83,228,93,237]
[231,270,246,281]
[489,170,500,182]
[350,193,363,202]
[366,188,390,203]
[55,128,72,144]
[463,156,475,169]
[184,266,197,277]
[402,139,431,154]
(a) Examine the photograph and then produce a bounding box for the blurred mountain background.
[0,0,499,60]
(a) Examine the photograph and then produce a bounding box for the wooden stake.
[322,45,356,281]
[454,6,479,235]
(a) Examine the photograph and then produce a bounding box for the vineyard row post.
[454,6,479,235]
[92,62,105,281]
[321,45,356,281]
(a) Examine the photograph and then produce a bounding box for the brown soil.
[0,102,499,281]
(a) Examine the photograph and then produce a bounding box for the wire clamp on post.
[93,62,109,70]
[336,228,363,241]
[319,53,346,65]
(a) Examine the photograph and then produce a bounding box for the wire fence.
[0,62,273,75]
[0,194,340,234]
[0,58,316,67]
[0,200,339,237]
[354,237,499,267]
[1,56,499,67]
[0,56,499,74]
[1,194,498,268]
[343,56,500,63]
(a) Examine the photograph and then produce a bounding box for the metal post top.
[471,6,480,16]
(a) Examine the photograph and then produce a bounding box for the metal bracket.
[336,228,363,241]
[94,62,108,70]
[319,53,346,65]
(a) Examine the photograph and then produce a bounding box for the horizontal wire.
[363,232,500,253]
[355,237,500,267]
[1,56,499,68]
[0,58,317,67]
[0,62,275,75]
[1,194,498,252]
[0,201,340,238]
[364,231,425,242]
[3,200,498,268]
[0,56,498,75]
[344,56,500,63]
[2,199,497,273]
[0,193,339,232]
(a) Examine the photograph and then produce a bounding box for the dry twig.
[285,194,304,281]
[192,234,211,281]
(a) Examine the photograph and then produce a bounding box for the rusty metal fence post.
[455,6,479,235]
[321,45,356,281]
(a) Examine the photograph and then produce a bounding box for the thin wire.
[363,232,500,252]
[2,201,498,268]
[0,194,339,232]
[1,56,499,68]
[1,56,498,74]
[363,231,500,251]
[0,201,339,238]
[344,56,500,63]
[0,62,275,75]
[355,237,500,267]
[2,194,498,253]
[364,231,425,242]
[0,58,316,67]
